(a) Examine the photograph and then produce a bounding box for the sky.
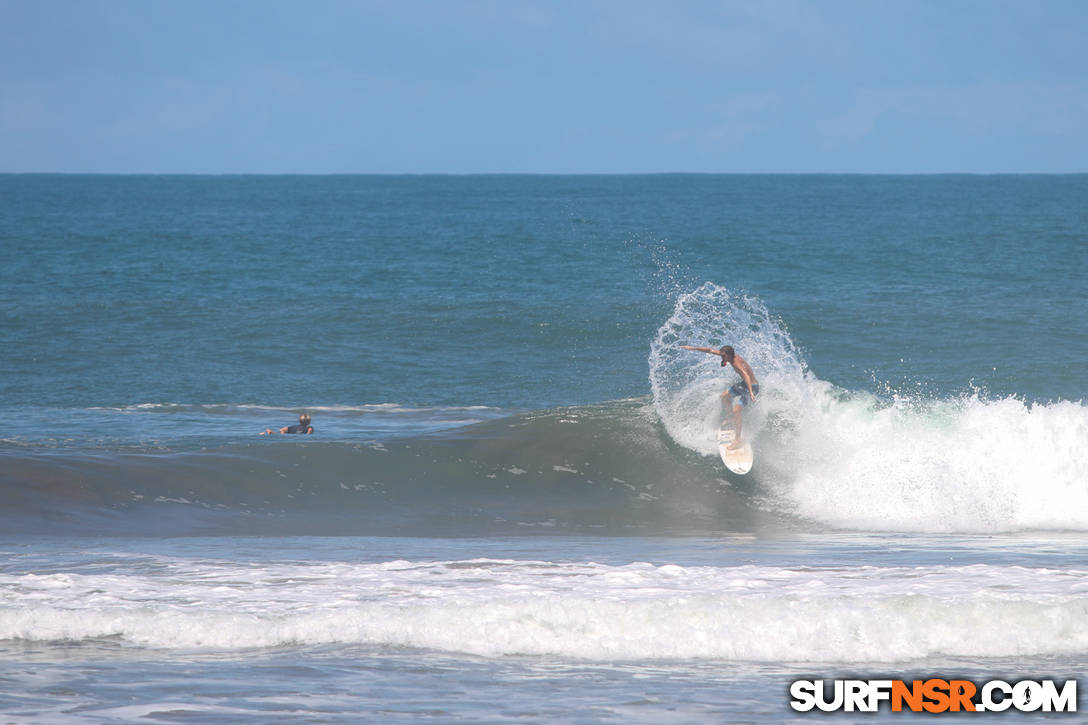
[2,0,1086,173]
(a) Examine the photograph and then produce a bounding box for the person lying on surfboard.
[261,413,313,435]
[680,345,759,449]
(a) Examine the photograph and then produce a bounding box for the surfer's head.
[718,345,735,365]
[299,413,311,425]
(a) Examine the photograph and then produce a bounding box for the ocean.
[1,174,1085,722]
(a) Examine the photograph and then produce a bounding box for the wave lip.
[3,559,1084,662]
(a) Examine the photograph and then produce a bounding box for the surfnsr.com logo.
[789,679,1078,713]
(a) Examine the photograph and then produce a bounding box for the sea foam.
[1,559,1084,661]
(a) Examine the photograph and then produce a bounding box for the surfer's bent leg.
[721,390,743,448]
[723,383,748,448]
[731,403,743,448]
[720,390,733,423]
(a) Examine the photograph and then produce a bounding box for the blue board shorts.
[728,382,760,408]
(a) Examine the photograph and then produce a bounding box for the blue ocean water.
[1,174,1086,722]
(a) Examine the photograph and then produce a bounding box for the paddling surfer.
[680,345,759,449]
[261,413,313,435]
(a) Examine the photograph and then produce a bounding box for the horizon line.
[3,170,1087,177]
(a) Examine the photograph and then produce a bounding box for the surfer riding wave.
[680,345,758,449]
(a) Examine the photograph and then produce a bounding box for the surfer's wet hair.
[718,345,735,361]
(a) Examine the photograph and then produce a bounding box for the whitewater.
[3,549,1086,662]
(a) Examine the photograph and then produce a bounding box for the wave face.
[0,399,776,537]
[2,555,1085,661]
[4,392,1086,537]
[650,283,1088,533]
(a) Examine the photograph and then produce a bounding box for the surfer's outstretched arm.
[680,345,722,357]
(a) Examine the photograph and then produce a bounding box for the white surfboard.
[717,421,753,475]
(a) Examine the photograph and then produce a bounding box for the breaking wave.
[2,284,1085,537]
[650,283,1088,533]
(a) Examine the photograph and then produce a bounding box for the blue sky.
[2,0,1086,173]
